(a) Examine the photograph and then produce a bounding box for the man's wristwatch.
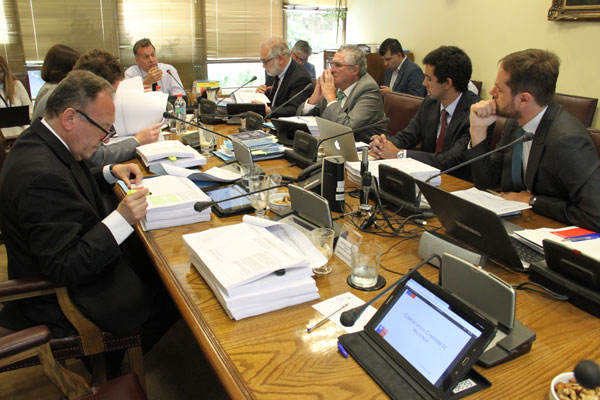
[529,196,537,207]
[109,164,116,178]
[397,149,407,159]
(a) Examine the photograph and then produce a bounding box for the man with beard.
[467,49,600,231]
[255,37,313,118]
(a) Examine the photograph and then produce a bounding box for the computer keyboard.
[510,237,545,265]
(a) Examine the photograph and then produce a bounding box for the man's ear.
[60,108,78,133]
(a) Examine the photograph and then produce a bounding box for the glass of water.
[350,242,382,289]
[200,130,215,156]
[248,175,271,218]
[311,228,335,275]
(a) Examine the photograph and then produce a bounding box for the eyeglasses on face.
[74,109,116,141]
[261,56,277,65]
[330,62,354,69]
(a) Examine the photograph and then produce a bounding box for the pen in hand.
[307,302,349,333]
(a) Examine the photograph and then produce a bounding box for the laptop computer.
[339,271,496,399]
[271,118,311,146]
[0,106,30,128]
[315,117,359,162]
[415,180,544,272]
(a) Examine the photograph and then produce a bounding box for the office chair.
[383,92,424,137]
[554,92,598,128]
[587,128,600,158]
[0,325,147,399]
[0,276,145,390]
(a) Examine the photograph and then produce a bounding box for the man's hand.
[380,85,392,96]
[111,163,143,188]
[307,76,323,105]
[256,84,271,94]
[369,134,399,159]
[143,67,162,86]
[117,187,148,225]
[321,70,337,103]
[470,99,498,146]
[135,123,162,145]
[499,190,531,204]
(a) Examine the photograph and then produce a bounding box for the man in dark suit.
[0,71,178,352]
[255,37,313,118]
[297,44,387,143]
[370,46,478,180]
[379,38,425,97]
[468,49,600,230]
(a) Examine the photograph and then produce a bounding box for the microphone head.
[522,132,534,142]
[340,308,360,327]
[194,201,213,213]
[167,69,172,74]
[163,111,173,119]
[250,75,257,82]
[574,360,600,389]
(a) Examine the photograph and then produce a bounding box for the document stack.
[133,175,212,231]
[183,218,324,319]
[214,130,285,161]
[346,158,441,186]
[136,141,207,169]
[451,187,531,217]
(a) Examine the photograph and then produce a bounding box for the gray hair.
[338,44,367,76]
[45,70,114,119]
[292,40,312,57]
[133,38,155,56]
[261,37,291,58]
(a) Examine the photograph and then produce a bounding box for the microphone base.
[346,274,386,291]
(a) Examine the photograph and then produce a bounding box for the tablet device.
[341,271,495,399]
[205,184,252,217]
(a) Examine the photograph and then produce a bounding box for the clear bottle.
[165,99,177,133]
[174,93,186,136]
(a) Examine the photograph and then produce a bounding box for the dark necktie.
[511,128,526,189]
[152,83,158,91]
[268,76,280,104]
[435,109,449,153]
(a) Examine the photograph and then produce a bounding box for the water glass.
[311,228,335,275]
[248,175,271,218]
[350,242,382,289]
[200,130,215,156]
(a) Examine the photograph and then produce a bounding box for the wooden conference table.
[130,125,600,399]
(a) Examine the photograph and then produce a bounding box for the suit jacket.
[467,103,600,231]
[390,91,480,181]
[0,120,149,337]
[297,73,387,143]
[383,58,426,97]
[31,86,140,167]
[266,59,313,118]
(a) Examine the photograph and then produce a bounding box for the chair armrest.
[0,325,51,361]
[0,277,58,302]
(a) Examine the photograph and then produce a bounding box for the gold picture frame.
[549,0,600,21]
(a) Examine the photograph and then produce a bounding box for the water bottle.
[174,93,186,136]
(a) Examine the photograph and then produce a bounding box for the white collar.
[41,118,71,152]
[278,58,292,81]
[440,92,463,117]
[522,106,548,135]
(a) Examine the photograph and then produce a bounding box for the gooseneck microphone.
[265,82,313,119]
[216,76,258,107]
[163,112,231,142]
[194,183,288,213]
[166,69,186,93]
[339,254,442,327]
[574,360,600,389]
[425,131,534,183]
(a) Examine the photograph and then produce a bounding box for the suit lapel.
[33,120,101,213]
[393,61,408,92]
[441,93,470,151]
[524,103,557,190]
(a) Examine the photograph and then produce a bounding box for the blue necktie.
[511,128,525,189]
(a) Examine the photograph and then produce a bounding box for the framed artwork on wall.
[549,0,600,20]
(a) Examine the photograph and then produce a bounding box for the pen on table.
[337,341,349,358]
[486,189,500,196]
[307,302,349,333]
[562,235,598,242]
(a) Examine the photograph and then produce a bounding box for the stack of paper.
[513,226,600,260]
[136,175,212,231]
[136,141,207,168]
[113,76,168,136]
[278,116,320,136]
[451,188,531,217]
[230,91,270,104]
[183,217,323,319]
[214,130,285,161]
[346,158,441,186]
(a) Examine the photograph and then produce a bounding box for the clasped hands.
[307,70,337,105]
[143,67,163,86]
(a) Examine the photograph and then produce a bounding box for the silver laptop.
[315,117,359,162]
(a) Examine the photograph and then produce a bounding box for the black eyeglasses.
[74,109,116,141]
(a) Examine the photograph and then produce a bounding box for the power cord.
[513,281,569,301]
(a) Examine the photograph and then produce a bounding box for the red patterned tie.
[435,109,448,153]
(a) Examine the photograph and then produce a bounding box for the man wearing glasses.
[292,40,316,79]
[255,37,313,118]
[378,38,425,97]
[0,71,178,362]
[298,44,387,142]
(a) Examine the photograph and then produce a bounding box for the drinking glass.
[200,130,215,156]
[350,242,382,289]
[248,175,270,218]
[240,164,262,189]
[311,228,335,275]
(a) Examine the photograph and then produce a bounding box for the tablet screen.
[206,184,250,212]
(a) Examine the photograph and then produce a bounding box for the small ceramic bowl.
[269,193,292,216]
[550,372,575,400]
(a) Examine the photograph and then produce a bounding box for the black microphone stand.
[194,183,289,212]
[216,76,258,107]
[265,82,313,119]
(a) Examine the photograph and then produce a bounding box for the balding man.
[255,37,313,118]
[297,44,386,142]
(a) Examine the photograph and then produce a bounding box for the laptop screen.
[374,278,482,386]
